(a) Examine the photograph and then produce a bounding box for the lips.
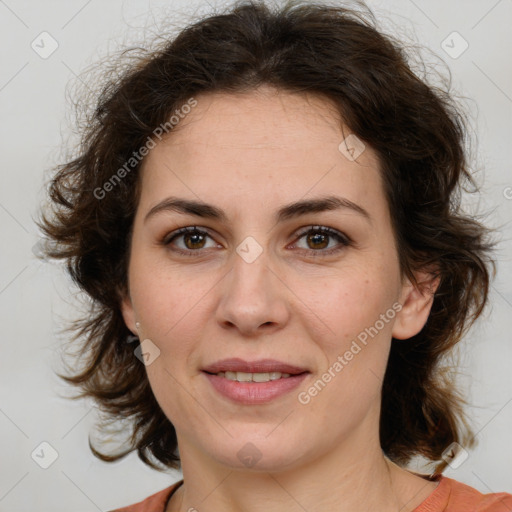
[202,358,309,375]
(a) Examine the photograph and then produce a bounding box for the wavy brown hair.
[38,0,495,473]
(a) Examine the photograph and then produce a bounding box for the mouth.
[203,370,304,383]
[201,358,310,404]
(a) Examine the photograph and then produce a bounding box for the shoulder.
[416,475,512,512]
[447,476,512,512]
[108,480,183,512]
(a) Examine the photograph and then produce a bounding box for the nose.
[215,245,291,337]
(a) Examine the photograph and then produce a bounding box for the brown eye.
[163,227,217,254]
[293,226,351,255]
[183,231,207,249]
[306,231,329,250]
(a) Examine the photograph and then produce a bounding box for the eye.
[291,225,351,255]
[162,226,218,255]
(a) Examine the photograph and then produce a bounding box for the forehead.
[160,87,353,153]
[138,88,385,217]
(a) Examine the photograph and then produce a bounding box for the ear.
[120,290,138,336]
[392,268,440,340]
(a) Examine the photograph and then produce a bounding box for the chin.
[206,435,310,473]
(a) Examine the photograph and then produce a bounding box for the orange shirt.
[110,475,512,512]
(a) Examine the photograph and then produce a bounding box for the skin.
[121,85,440,512]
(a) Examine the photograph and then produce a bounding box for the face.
[121,86,435,472]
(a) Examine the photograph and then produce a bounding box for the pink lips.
[202,358,310,404]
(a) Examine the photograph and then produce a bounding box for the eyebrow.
[144,195,371,225]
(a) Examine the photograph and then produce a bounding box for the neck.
[167,428,434,512]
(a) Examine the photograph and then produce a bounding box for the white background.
[0,0,511,510]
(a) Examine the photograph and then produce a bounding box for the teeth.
[218,371,292,382]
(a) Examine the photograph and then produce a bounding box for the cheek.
[300,265,397,353]
[128,248,215,340]
[299,273,395,420]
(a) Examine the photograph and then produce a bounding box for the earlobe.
[392,271,440,340]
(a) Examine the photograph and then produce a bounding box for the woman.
[39,0,512,511]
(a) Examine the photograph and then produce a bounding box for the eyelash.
[161,225,352,257]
